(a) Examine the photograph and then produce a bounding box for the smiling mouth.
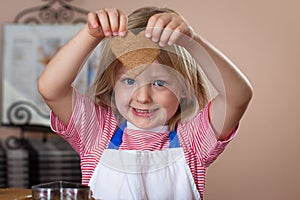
[131,107,159,116]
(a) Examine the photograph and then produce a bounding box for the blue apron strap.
[108,121,127,149]
[169,128,180,148]
[108,121,180,149]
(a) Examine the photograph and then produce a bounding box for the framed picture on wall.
[1,24,99,127]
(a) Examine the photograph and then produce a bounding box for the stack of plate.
[0,141,7,188]
[5,139,31,188]
[29,136,81,184]
[2,135,81,189]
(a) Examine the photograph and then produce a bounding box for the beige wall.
[1,0,299,199]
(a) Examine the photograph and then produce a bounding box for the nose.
[135,84,152,104]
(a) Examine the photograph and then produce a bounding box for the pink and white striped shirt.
[50,90,237,199]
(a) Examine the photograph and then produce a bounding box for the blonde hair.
[87,6,210,130]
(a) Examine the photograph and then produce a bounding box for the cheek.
[114,86,128,106]
[113,83,136,109]
[168,99,180,115]
[159,93,180,117]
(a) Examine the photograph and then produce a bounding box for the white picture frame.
[1,24,98,127]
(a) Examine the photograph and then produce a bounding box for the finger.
[118,11,128,36]
[157,28,172,47]
[145,14,158,38]
[86,12,103,37]
[148,14,173,43]
[87,12,100,29]
[96,9,111,36]
[145,14,168,39]
[151,15,170,42]
[158,21,179,46]
[168,25,189,46]
[105,8,120,36]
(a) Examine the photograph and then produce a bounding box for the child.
[38,6,253,200]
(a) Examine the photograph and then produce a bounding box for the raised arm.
[145,12,253,140]
[192,35,253,140]
[38,9,127,125]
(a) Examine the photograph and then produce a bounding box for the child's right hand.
[87,8,128,39]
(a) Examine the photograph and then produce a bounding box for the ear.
[180,89,187,99]
[180,96,187,103]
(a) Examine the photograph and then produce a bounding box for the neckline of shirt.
[126,121,169,133]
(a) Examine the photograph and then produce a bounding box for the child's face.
[114,62,183,129]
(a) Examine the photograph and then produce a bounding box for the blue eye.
[124,78,135,85]
[153,80,166,87]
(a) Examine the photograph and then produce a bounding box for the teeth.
[134,108,156,113]
[135,109,150,113]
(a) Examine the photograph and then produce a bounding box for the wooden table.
[0,188,32,200]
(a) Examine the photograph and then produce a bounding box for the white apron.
[89,121,201,200]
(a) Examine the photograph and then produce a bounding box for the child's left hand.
[145,12,195,47]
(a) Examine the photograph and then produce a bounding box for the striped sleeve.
[201,102,238,167]
[50,89,106,154]
[180,101,238,167]
[50,90,119,185]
